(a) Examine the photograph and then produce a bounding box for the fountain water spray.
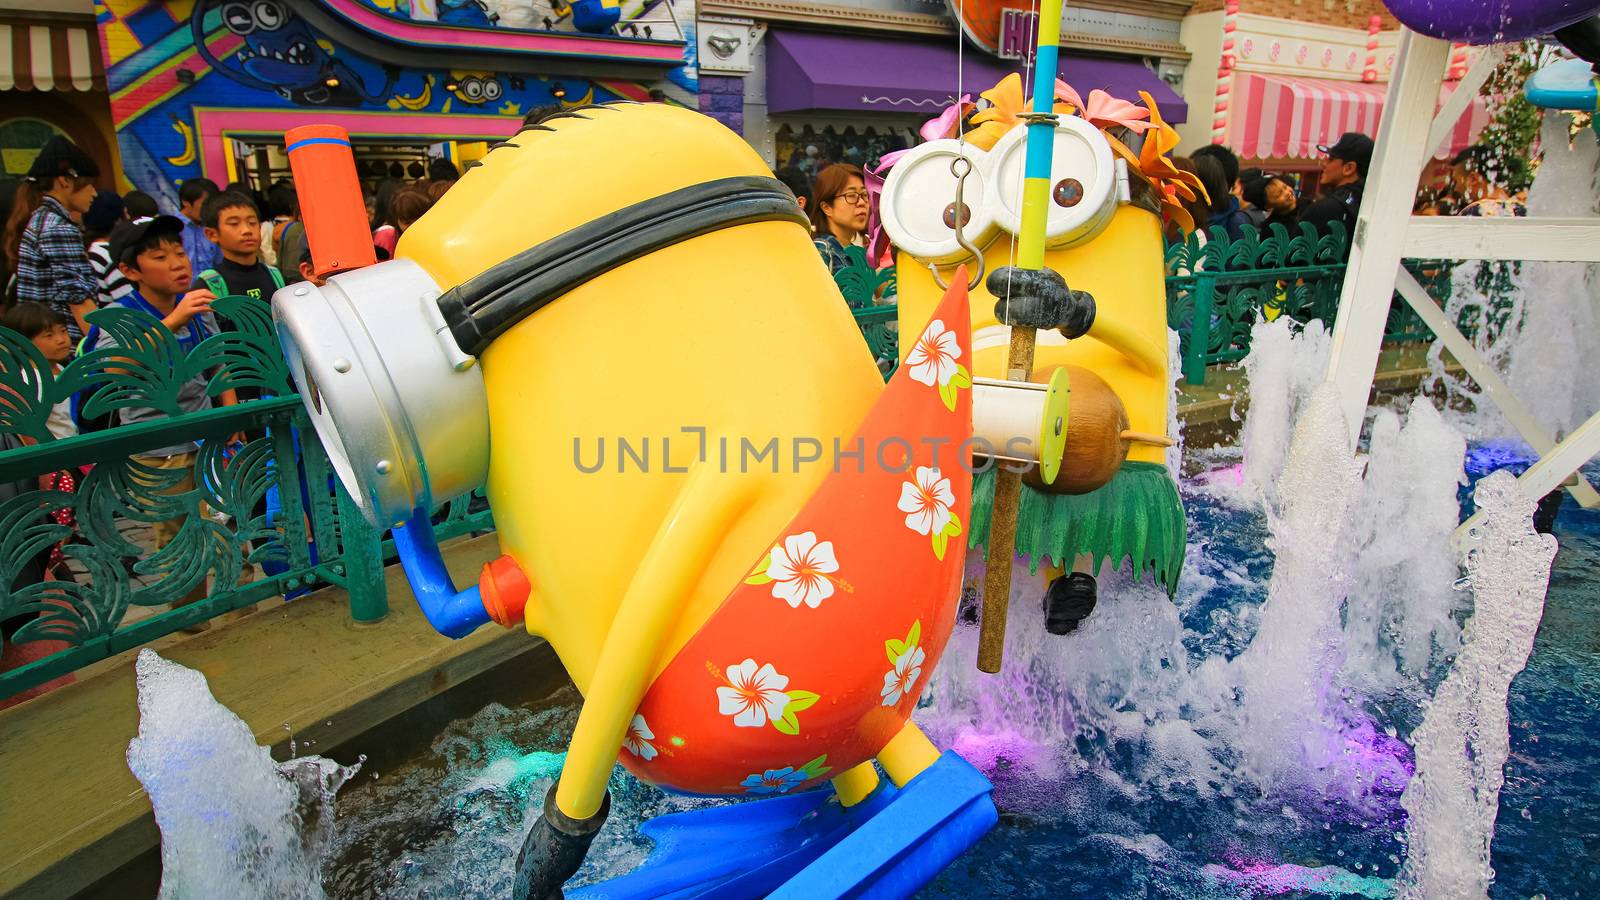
[1396,472,1557,899]
[1344,399,1467,696]
[1501,115,1600,439]
[126,650,361,899]
[1428,113,1600,440]
[1231,382,1367,793]
[1236,319,1332,508]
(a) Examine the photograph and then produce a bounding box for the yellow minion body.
[397,103,883,816]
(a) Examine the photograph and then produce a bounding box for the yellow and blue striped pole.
[976,2,1064,673]
[1016,0,1065,276]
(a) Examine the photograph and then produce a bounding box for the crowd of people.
[1170,133,1376,249]
[0,135,466,679]
[1169,132,1522,253]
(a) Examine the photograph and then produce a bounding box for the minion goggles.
[275,176,807,527]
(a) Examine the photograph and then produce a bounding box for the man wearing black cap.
[9,136,101,341]
[1298,132,1374,250]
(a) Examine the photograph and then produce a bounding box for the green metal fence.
[839,222,1490,387]
[835,246,900,380]
[0,297,491,701]
[1165,221,1468,385]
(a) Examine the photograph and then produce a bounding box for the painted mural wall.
[96,0,696,204]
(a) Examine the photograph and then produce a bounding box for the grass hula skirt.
[968,461,1185,596]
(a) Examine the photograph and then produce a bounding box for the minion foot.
[1043,572,1097,635]
[513,785,611,900]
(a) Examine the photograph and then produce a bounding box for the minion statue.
[273,104,1033,897]
[879,75,1191,634]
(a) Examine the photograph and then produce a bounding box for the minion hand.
[987,266,1096,340]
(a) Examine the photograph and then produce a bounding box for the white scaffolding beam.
[1320,29,1600,543]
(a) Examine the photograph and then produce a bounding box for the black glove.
[513,786,611,899]
[986,266,1096,339]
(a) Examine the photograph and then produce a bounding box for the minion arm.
[1086,316,1166,376]
[516,458,758,896]
[391,509,493,639]
[557,461,757,814]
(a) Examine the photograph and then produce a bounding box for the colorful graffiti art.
[96,0,695,203]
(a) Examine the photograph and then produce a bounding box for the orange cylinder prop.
[285,125,376,278]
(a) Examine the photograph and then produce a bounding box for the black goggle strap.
[438,176,808,357]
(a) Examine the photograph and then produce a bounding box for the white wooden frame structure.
[1320,30,1600,550]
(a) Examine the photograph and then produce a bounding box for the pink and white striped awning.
[1227,72,1490,161]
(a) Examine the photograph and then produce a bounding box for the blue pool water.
[922,456,1600,899]
[326,450,1600,898]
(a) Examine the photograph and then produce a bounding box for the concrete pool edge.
[0,532,525,900]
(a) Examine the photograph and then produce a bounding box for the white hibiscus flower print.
[622,713,657,760]
[765,531,839,609]
[906,318,962,387]
[716,659,791,728]
[898,466,956,536]
[880,645,927,707]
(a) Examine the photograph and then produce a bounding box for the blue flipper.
[1525,58,1600,112]
[571,752,996,899]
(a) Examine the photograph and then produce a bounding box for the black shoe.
[1554,16,1600,70]
[1044,572,1097,635]
[513,785,610,900]
[1533,488,1564,536]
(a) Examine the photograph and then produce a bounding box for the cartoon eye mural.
[222,1,257,33]
[877,139,998,265]
[193,0,398,106]
[446,71,505,105]
[984,116,1119,249]
[253,0,286,31]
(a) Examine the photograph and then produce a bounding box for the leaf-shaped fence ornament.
[0,328,68,443]
[190,296,294,396]
[1163,220,1468,384]
[71,306,196,418]
[831,250,901,381]
[0,295,498,701]
[833,246,897,309]
[0,492,74,591]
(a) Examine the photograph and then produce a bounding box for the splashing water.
[1228,382,1400,804]
[1501,117,1600,438]
[1428,114,1600,440]
[127,650,362,899]
[1343,398,1467,698]
[1196,317,1332,507]
[1239,318,1332,509]
[327,698,721,896]
[1397,472,1558,899]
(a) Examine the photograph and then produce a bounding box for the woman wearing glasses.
[809,163,872,297]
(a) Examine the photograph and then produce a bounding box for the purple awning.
[765,30,1187,123]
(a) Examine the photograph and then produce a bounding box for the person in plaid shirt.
[3,137,101,341]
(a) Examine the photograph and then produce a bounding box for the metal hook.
[929,154,986,292]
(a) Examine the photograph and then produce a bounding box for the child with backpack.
[96,216,243,630]
[197,190,285,314]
